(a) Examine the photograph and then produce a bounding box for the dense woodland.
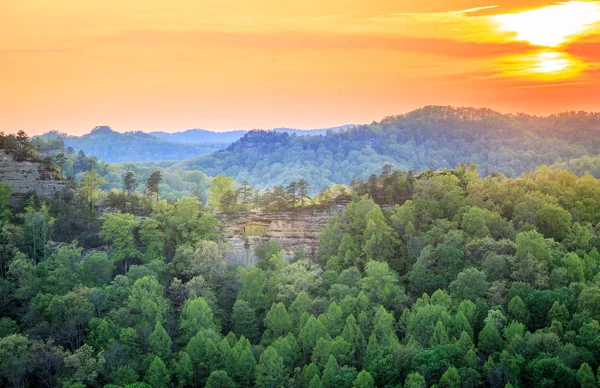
[38,125,349,164]
[176,107,600,191]
[4,128,600,387]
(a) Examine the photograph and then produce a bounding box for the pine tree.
[353,370,375,388]
[149,321,172,362]
[232,299,259,343]
[256,346,286,388]
[145,356,170,388]
[206,370,236,388]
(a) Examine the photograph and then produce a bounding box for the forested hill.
[38,125,353,163]
[150,125,352,144]
[39,127,226,163]
[173,106,600,191]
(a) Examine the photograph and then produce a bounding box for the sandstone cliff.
[217,206,344,266]
[0,149,70,206]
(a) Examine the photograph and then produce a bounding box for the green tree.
[210,174,238,211]
[64,343,106,386]
[0,182,12,224]
[232,299,259,343]
[99,212,141,263]
[256,346,286,388]
[322,355,339,388]
[361,260,405,311]
[173,351,194,388]
[149,321,172,362]
[0,334,31,388]
[439,366,461,388]
[145,356,170,388]
[124,171,137,195]
[534,204,572,241]
[263,302,292,345]
[146,171,163,203]
[78,251,114,287]
[478,323,503,356]
[180,297,217,344]
[576,362,595,388]
[353,370,375,388]
[20,200,55,263]
[206,370,236,388]
[449,268,489,302]
[404,372,426,388]
[78,170,107,208]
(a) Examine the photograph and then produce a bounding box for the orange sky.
[1,0,600,135]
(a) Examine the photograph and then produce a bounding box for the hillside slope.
[39,127,225,163]
[173,106,600,190]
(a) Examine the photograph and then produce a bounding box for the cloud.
[112,30,534,59]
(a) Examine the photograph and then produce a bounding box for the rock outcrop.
[0,149,70,206]
[217,206,344,266]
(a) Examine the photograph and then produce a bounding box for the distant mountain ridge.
[37,124,353,163]
[149,125,353,143]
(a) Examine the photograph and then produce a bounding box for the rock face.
[0,149,70,206]
[217,206,344,266]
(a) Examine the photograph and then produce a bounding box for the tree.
[20,200,55,263]
[232,299,259,343]
[145,356,170,388]
[78,251,114,287]
[0,182,12,224]
[173,351,194,388]
[149,321,172,362]
[449,268,489,302]
[180,297,217,344]
[361,261,405,311]
[439,366,461,388]
[44,291,94,350]
[239,180,254,208]
[297,179,310,207]
[362,207,397,265]
[146,171,162,203]
[404,372,426,388]
[206,370,236,388]
[576,363,595,388]
[209,174,237,211]
[78,170,107,208]
[263,302,292,345]
[256,346,286,388]
[534,204,572,241]
[64,343,106,386]
[478,323,503,356]
[99,212,141,264]
[353,370,375,388]
[0,334,31,388]
[124,171,137,195]
[286,181,298,208]
[322,355,339,388]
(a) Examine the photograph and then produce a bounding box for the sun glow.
[492,1,600,47]
[533,52,570,73]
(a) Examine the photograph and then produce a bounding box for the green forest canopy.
[3,140,600,387]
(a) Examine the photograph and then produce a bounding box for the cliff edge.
[0,149,71,206]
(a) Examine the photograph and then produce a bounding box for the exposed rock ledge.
[0,149,70,206]
[217,206,344,266]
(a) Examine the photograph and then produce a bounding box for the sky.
[1,0,600,135]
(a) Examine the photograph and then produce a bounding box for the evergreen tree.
[256,346,286,388]
[145,356,170,388]
[232,299,259,343]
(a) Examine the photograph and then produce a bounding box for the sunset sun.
[492,1,600,47]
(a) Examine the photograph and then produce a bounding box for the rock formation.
[217,206,344,266]
[0,149,70,206]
